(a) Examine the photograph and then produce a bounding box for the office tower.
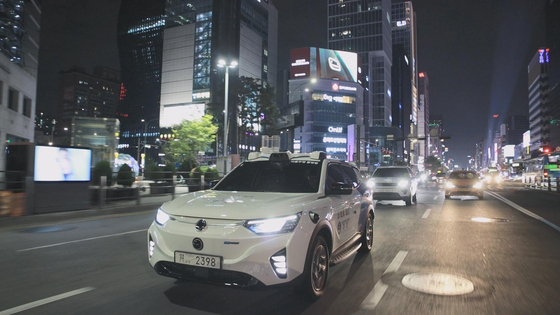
[0,0,41,171]
[527,48,550,153]
[418,71,429,164]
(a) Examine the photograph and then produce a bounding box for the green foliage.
[204,168,220,181]
[162,163,176,180]
[116,164,134,187]
[92,161,112,186]
[145,164,162,180]
[190,166,209,180]
[178,158,198,174]
[163,115,218,164]
[237,77,280,137]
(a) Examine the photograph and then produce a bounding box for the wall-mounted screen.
[34,146,92,181]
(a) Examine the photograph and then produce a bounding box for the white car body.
[368,166,418,205]
[148,151,374,298]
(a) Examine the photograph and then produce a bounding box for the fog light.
[270,248,287,278]
[149,236,155,258]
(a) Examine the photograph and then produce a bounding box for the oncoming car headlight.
[244,213,301,235]
[398,180,409,188]
[366,179,375,188]
[473,182,483,189]
[445,182,456,189]
[155,207,170,225]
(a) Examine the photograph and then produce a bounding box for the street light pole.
[218,59,238,174]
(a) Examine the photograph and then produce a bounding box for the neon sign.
[328,126,343,133]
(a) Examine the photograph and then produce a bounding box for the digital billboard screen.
[290,47,361,83]
[34,146,92,181]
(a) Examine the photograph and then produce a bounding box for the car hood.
[161,190,316,220]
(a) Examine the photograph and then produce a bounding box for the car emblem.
[192,238,204,250]
[195,219,207,232]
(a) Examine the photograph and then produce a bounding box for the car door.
[340,165,363,236]
[326,163,354,248]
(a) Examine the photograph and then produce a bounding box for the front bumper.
[372,188,410,200]
[445,188,482,197]
[147,216,312,287]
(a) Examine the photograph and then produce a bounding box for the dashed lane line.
[422,209,431,219]
[0,287,95,315]
[359,250,409,311]
[17,229,148,252]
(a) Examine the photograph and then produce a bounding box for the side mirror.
[327,182,353,195]
[209,180,220,188]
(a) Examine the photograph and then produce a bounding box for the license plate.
[174,252,222,269]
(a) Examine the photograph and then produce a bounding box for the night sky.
[36,0,546,168]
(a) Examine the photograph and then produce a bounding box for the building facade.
[505,114,529,145]
[418,71,429,168]
[527,48,550,153]
[58,67,120,125]
[0,0,40,171]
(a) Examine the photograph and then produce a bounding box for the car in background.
[434,172,447,184]
[368,166,418,206]
[483,168,502,184]
[148,151,374,300]
[445,170,484,199]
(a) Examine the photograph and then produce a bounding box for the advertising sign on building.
[523,130,531,147]
[290,47,361,83]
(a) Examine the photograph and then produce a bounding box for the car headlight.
[244,213,301,235]
[420,174,427,181]
[155,207,170,225]
[398,180,409,188]
[473,182,482,189]
[496,176,502,183]
[366,179,376,188]
[445,182,456,189]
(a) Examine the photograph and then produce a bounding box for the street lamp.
[217,59,238,173]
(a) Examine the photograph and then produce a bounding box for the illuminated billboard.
[503,145,515,158]
[290,47,361,83]
[523,130,530,147]
[34,146,92,181]
[160,103,206,127]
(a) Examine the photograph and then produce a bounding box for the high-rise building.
[391,44,411,161]
[527,48,550,153]
[0,0,41,172]
[429,114,443,159]
[57,66,120,124]
[391,1,419,166]
[116,0,166,159]
[546,0,560,150]
[418,71,429,166]
[159,0,278,157]
[327,0,392,128]
[505,114,529,145]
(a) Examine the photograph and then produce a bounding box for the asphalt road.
[1,182,559,315]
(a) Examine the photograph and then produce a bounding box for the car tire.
[358,211,374,253]
[297,235,329,300]
[404,195,412,206]
[445,195,450,199]
[478,194,483,200]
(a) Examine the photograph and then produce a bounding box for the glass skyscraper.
[117,0,166,158]
[327,0,392,128]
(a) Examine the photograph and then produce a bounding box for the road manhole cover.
[471,217,509,223]
[401,273,474,296]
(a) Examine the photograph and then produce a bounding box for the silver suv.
[368,166,418,206]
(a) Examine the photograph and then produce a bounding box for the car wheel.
[298,235,329,300]
[404,195,412,206]
[445,195,450,199]
[478,194,483,200]
[358,211,374,253]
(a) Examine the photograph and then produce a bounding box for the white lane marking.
[360,251,409,311]
[17,229,148,252]
[422,209,432,219]
[433,195,438,200]
[486,191,560,232]
[0,287,95,315]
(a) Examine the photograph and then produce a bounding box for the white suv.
[368,166,418,206]
[148,151,374,300]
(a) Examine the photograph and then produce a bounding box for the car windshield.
[372,168,409,177]
[213,160,323,193]
[449,172,476,179]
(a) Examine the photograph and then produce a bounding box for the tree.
[237,76,280,139]
[92,161,113,186]
[163,115,218,164]
[116,164,134,187]
[425,155,442,173]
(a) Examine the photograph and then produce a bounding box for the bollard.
[172,175,176,200]
[136,185,141,205]
[201,175,205,191]
[100,176,106,208]
[548,177,552,191]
